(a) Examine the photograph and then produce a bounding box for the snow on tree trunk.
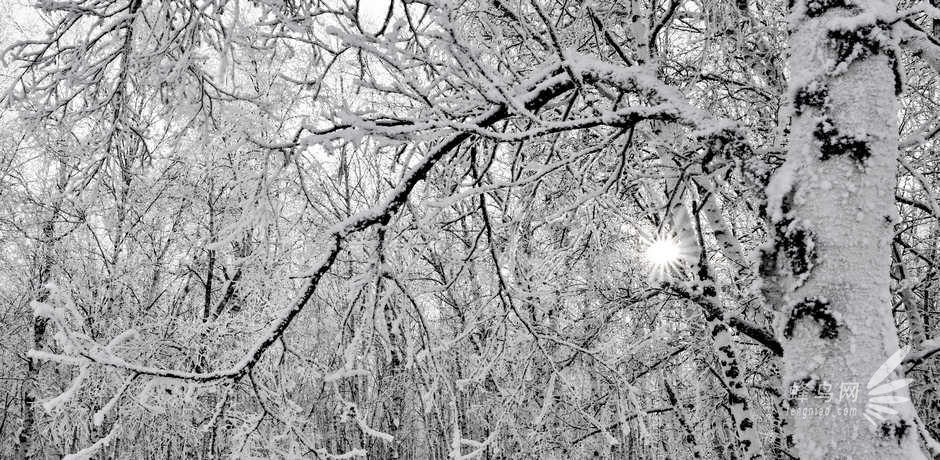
[656,127,762,457]
[664,378,703,458]
[763,0,928,456]
[16,159,68,458]
[704,310,763,457]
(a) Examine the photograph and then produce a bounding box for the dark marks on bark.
[784,297,839,339]
[813,118,871,163]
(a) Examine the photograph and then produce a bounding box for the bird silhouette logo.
[862,347,912,427]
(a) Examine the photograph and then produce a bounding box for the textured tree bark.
[16,160,68,458]
[16,303,48,459]
[763,0,928,456]
[664,378,703,459]
[932,0,940,38]
[656,133,762,457]
[697,273,762,458]
[203,184,217,322]
[382,298,404,459]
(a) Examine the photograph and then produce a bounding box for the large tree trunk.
[762,0,927,457]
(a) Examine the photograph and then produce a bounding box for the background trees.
[0,0,939,458]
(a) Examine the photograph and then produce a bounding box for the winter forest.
[2,0,940,458]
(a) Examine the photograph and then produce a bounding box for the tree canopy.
[1,0,940,458]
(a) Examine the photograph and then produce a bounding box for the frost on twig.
[62,424,120,460]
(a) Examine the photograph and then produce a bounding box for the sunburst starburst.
[644,233,696,281]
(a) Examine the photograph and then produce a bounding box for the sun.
[647,235,682,267]
[644,234,689,281]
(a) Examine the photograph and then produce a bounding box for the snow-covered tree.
[1,0,940,458]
